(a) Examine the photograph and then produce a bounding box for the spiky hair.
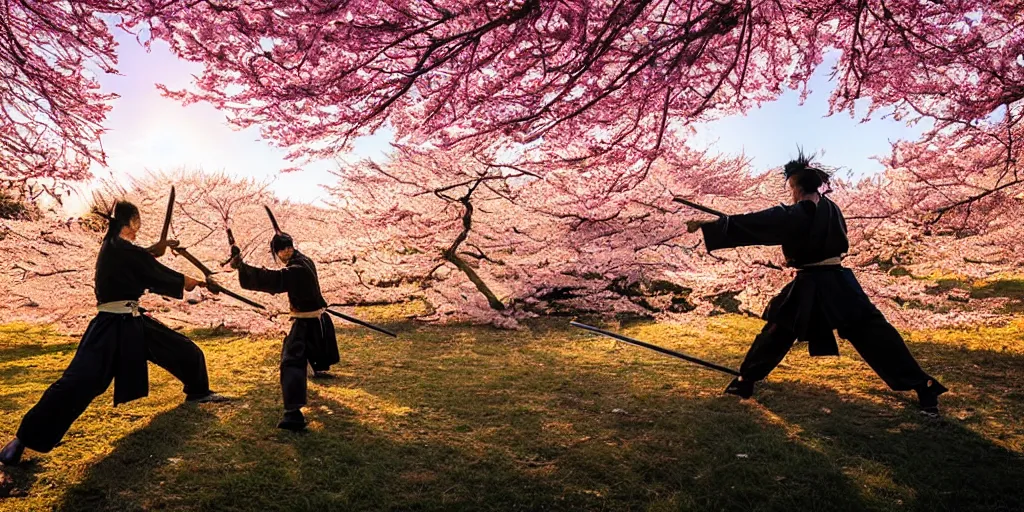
[783,146,832,182]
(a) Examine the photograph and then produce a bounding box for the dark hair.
[102,200,140,240]
[783,148,832,195]
[270,233,294,261]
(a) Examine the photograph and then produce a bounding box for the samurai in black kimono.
[0,201,228,467]
[230,232,339,431]
[689,155,948,417]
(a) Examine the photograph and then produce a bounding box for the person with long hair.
[0,201,229,466]
[687,151,948,417]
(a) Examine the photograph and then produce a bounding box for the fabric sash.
[97,300,141,316]
[290,308,326,319]
[801,256,842,268]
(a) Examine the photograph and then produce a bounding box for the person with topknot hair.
[686,149,948,417]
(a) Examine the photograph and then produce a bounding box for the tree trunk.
[444,252,506,311]
[442,183,506,311]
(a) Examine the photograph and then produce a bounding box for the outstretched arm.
[235,260,293,295]
[699,203,809,252]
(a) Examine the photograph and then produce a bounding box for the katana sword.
[265,205,282,235]
[325,309,397,337]
[160,186,175,243]
[672,197,727,218]
[145,187,176,255]
[261,205,393,337]
[570,321,740,376]
[672,196,767,243]
[153,186,263,310]
[172,245,267,310]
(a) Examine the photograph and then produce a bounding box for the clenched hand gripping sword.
[228,206,396,337]
[157,188,266,310]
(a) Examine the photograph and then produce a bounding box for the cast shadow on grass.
[172,387,877,511]
[759,380,1024,512]
[0,391,24,413]
[56,404,218,512]
[37,326,1024,512]
[753,336,1024,512]
[0,341,78,365]
[0,455,44,499]
[47,379,875,511]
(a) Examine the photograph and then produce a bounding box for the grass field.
[1,311,1022,511]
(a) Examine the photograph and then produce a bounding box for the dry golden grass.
[1,312,1022,511]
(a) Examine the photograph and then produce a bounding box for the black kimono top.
[700,197,873,356]
[237,251,328,313]
[95,237,185,303]
[94,236,185,405]
[700,196,849,268]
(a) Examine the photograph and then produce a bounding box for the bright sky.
[689,52,930,176]
[71,31,927,214]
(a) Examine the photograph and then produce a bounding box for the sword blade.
[172,246,215,277]
[171,247,264,309]
[208,281,267,310]
[570,321,739,376]
[672,197,727,218]
[326,309,398,337]
[264,205,282,234]
[160,186,175,243]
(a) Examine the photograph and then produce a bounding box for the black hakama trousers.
[741,266,936,391]
[15,313,211,453]
[281,313,338,410]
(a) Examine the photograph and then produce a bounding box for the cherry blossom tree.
[325,143,1003,328]
[2,165,1018,333]
[6,2,1022,217]
[119,1,1021,186]
[124,0,791,173]
[6,1,1021,241]
[325,145,547,324]
[0,1,125,189]
[5,0,1023,331]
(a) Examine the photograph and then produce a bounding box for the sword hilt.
[220,245,241,268]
